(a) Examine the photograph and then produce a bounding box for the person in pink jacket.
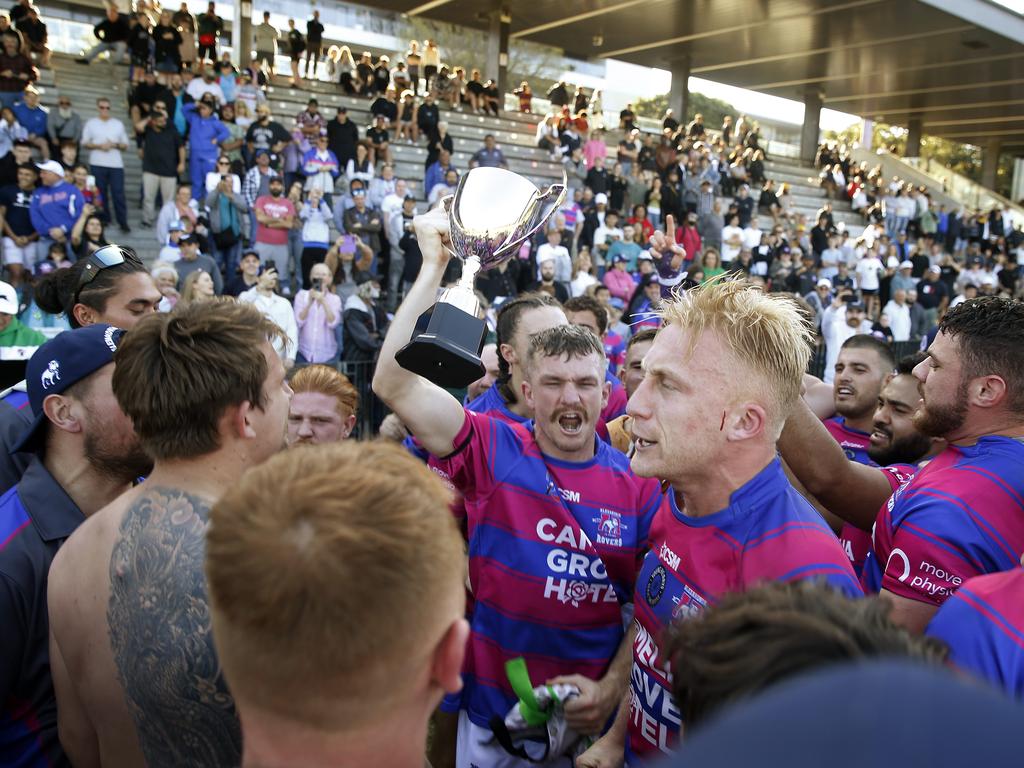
[583,127,607,170]
[602,252,635,303]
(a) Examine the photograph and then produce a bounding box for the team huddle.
[2,207,1023,768]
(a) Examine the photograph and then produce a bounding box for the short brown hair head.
[112,299,285,460]
[563,295,609,336]
[665,580,949,728]
[289,365,359,420]
[206,441,463,728]
[525,323,607,377]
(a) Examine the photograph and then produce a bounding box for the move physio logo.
[536,517,617,608]
[887,546,963,599]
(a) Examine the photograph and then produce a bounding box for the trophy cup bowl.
[396,166,567,388]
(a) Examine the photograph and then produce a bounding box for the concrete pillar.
[667,57,690,126]
[982,139,1001,190]
[800,92,822,166]
[905,117,922,158]
[486,7,510,98]
[861,118,874,150]
[233,0,253,67]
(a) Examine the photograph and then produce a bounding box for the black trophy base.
[396,303,487,389]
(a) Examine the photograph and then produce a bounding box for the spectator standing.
[182,95,229,200]
[17,7,48,69]
[285,18,304,85]
[253,12,279,76]
[298,187,332,286]
[76,5,130,65]
[0,29,35,111]
[0,162,38,284]
[172,2,196,71]
[546,80,568,108]
[416,91,439,141]
[253,176,296,290]
[294,261,341,364]
[173,232,222,294]
[12,85,47,159]
[46,94,81,154]
[152,9,182,73]
[239,265,298,366]
[205,174,246,277]
[245,105,291,159]
[80,97,130,233]
[195,1,222,67]
[155,182,198,244]
[29,159,83,254]
[304,11,323,79]
[135,107,183,228]
[343,187,381,262]
[421,39,439,93]
[186,66,226,106]
[326,106,359,170]
[302,131,340,204]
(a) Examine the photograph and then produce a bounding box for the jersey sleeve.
[880,493,986,606]
[925,582,1021,697]
[0,571,27,703]
[431,409,520,506]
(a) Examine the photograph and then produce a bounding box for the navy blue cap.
[671,660,1024,767]
[13,324,125,453]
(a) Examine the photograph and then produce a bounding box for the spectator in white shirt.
[881,288,912,342]
[239,265,298,368]
[819,234,843,281]
[536,228,571,285]
[186,68,226,106]
[821,296,873,383]
[720,213,743,265]
[855,251,884,318]
[741,216,762,252]
[81,97,131,233]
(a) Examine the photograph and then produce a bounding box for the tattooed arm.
[106,488,242,768]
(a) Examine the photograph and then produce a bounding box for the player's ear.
[431,617,469,695]
[727,403,767,442]
[342,413,356,438]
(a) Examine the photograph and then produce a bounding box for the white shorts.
[456,710,574,768]
[3,238,36,268]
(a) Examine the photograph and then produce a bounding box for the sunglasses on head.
[73,245,143,306]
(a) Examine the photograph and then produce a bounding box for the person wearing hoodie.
[301,131,340,207]
[342,274,386,364]
[29,160,84,255]
[182,94,229,199]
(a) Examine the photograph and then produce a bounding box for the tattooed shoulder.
[107,486,242,768]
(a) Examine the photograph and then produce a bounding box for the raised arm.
[778,398,896,531]
[371,207,467,457]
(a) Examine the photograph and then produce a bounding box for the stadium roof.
[369,0,1024,149]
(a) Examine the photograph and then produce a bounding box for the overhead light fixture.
[593,34,604,47]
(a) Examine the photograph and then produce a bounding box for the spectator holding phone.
[299,187,332,288]
[294,262,341,365]
[325,233,372,305]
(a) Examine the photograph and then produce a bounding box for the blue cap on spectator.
[168,219,184,232]
[255,148,270,157]
[13,325,125,453]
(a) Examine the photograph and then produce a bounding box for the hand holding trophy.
[396,166,567,388]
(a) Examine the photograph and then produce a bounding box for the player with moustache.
[372,206,671,767]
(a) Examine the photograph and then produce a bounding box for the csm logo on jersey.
[595,509,625,547]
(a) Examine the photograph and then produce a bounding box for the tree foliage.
[633,91,737,127]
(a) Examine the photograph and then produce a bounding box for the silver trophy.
[397,166,567,388]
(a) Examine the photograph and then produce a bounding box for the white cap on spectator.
[929,265,941,274]
[36,160,64,176]
[886,256,900,268]
[594,193,608,205]
[816,278,832,289]
[0,281,18,315]
[899,260,913,269]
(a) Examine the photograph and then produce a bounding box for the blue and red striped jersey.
[926,568,1024,700]
[863,437,1024,604]
[625,459,862,762]
[434,408,663,729]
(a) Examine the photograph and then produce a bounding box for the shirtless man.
[47,300,292,767]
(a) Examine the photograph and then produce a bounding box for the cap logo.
[41,360,60,389]
[104,326,119,354]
